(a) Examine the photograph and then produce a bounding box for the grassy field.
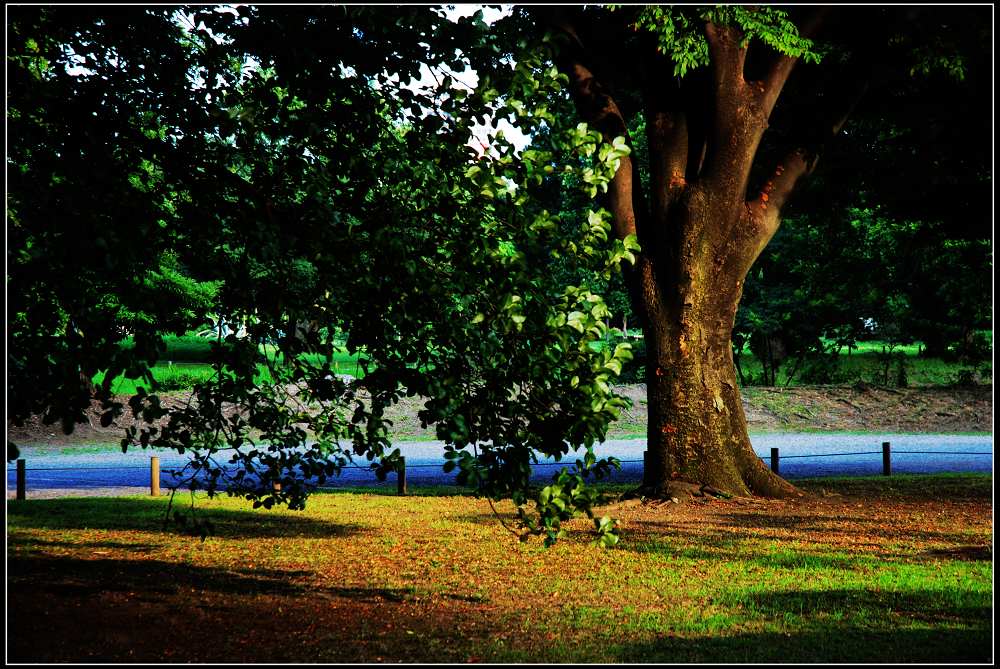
[596,335,987,388]
[96,341,985,395]
[732,351,983,387]
[96,335,368,395]
[7,474,992,663]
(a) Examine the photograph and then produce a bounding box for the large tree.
[8,5,990,542]
[517,5,990,498]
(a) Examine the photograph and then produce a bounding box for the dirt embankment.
[613,383,993,436]
[7,384,992,447]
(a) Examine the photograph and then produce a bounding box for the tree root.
[620,480,738,505]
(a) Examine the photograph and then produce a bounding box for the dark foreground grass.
[7,474,992,663]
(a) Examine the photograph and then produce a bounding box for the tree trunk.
[635,222,800,498]
[642,327,799,498]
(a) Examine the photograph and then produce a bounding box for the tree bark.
[636,196,799,498]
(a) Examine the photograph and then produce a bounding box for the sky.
[65,5,531,156]
[405,4,530,156]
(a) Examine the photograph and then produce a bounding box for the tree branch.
[563,61,637,243]
[747,78,870,265]
[701,21,762,217]
[536,8,641,245]
[535,7,655,330]
[757,7,832,118]
[704,22,747,98]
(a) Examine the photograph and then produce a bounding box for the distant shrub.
[955,368,977,386]
[119,333,215,363]
[794,354,849,385]
[161,334,215,362]
[867,344,911,387]
[895,357,909,388]
[955,364,991,387]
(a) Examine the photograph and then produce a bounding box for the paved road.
[7,433,992,498]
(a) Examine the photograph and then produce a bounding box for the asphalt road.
[7,433,992,498]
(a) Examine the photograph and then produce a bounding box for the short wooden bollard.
[397,457,407,496]
[770,447,780,474]
[882,442,891,476]
[17,459,26,501]
[150,457,160,496]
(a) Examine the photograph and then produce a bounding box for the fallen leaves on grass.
[7,475,993,663]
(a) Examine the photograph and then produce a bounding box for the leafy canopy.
[613,5,823,78]
[8,5,640,546]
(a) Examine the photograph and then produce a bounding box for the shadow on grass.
[6,552,993,663]
[7,496,365,539]
[727,587,992,621]
[605,586,991,662]
[705,511,990,547]
[6,552,492,663]
[313,484,476,497]
[622,514,992,566]
[10,537,161,553]
[612,626,992,663]
[795,473,993,501]
[624,531,919,570]
[923,545,993,561]
[8,553,417,601]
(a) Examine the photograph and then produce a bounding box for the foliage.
[736,202,991,387]
[7,8,223,454]
[605,4,992,391]
[755,14,992,369]
[519,98,638,334]
[7,6,992,534]
[619,5,822,78]
[7,5,639,545]
[734,349,987,389]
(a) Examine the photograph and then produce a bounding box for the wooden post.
[882,442,891,476]
[770,447,780,474]
[16,459,26,501]
[150,457,160,496]
[397,457,407,496]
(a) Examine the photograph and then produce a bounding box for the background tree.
[731,32,993,388]
[8,6,991,535]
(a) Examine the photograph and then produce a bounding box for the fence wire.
[8,450,991,475]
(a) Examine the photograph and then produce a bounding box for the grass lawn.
[98,335,987,394]
[95,349,982,395]
[7,474,992,663]
[733,352,982,387]
[595,336,985,388]
[93,351,367,395]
